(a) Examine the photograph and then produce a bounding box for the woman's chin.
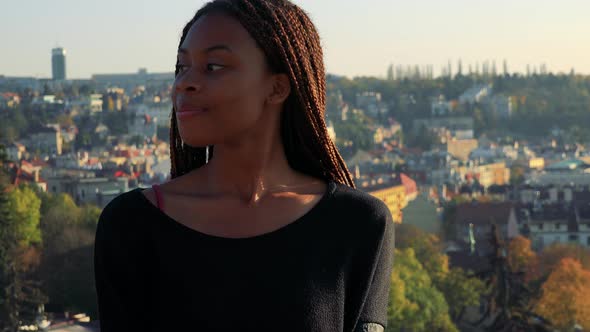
[178,138,213,148]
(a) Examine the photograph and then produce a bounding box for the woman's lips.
[177,107,208,119]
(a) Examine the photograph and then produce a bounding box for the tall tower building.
[52,47,66,80]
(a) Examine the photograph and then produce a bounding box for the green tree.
[387,248,458,331]
[396,224,449,279]
[509,165,526,186]
[438,267,488,321]
[2,186,42,247]
[36,193,100,317]
[39,193,96,257]
[395,224,486,323]
[0,183,46,331]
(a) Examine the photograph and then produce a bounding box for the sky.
[1,0,589,79]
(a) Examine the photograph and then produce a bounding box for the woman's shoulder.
[100,188,145,217]
[97,188,148,234]
[330,181,395,255]
[331,182,393,228]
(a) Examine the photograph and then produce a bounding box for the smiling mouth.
[177,107,208,118]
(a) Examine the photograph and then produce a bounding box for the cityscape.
[1,41,590,332]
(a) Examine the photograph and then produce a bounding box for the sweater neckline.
[134,180,337,242]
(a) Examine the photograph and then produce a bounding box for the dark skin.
[142,12,327,239]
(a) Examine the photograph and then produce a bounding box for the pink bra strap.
[152,184,164,211]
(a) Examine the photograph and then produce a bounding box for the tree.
[387,64,394,81]
[102,110,129,136]
[507,235,537,282]
[0,144,7,164]
[39,193,96,257]
[1,186,42,247]
[509,166,526,186]
[534,258,590,330]
[387,248,458,331]
[395,224,486,323]
[438,267,488,321]
[395,224,449,280]
[55,114,74,127]
[406,124,437,150]
[36,193,99,317]
[0,184,46,331]
[536,243,590,280]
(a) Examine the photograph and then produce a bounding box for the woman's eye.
[175,64,189,73]
[206,64,224,72]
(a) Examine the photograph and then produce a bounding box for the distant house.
[5,142,26,161]
[412,116,474,140]
[487,94,514,118]
[0,92,21,108]
[355,91,387,116]
[452,202,520,255]
[365,181,407,224]
[129,113,157,139]
[518,201,590,250]
[430,95,454,116]
[10,160,47,192]
[94,123,110,140]
[446,138,478,162]
[357,173,418,223]
[396,172,418,202]
[458,84,492,104]
[526,158,590,186]
[46,176,129,208]
[26,124,62,156]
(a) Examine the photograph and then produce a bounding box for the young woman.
[94,0,394,331]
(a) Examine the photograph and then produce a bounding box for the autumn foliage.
[534,258,590,330]
[506,235,537,281]
[536,243,590,279]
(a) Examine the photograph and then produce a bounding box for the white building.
[459,84,492,104]
[46,176,129,208]
[523,205,590,250]
[27,125,62,156]
[5,142,26,161]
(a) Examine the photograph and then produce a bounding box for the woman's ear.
[267,73,291,105]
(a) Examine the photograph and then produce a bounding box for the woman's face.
[172,12,275,147]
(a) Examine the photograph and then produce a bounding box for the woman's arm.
[354,208,395,332]
[94,194,150,331]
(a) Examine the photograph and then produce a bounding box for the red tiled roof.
[11,167,46,186]
[114,170,127,177]
[400,173,417,195]
[1,92,19,98]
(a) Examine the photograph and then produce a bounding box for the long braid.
[170,0,355,188]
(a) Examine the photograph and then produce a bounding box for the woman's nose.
[174,70,202,93]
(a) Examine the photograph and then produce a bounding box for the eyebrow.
[177,45,233,55]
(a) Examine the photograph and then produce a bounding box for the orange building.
[368,184,406,223]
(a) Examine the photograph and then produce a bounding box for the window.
[569,234,578,242]
[538,223,544,230]
[555,223,560,230]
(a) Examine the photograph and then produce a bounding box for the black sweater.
[94,180,395,331]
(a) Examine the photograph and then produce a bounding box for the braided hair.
[169,0,355,188]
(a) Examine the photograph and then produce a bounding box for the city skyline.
[1,0,589,79]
